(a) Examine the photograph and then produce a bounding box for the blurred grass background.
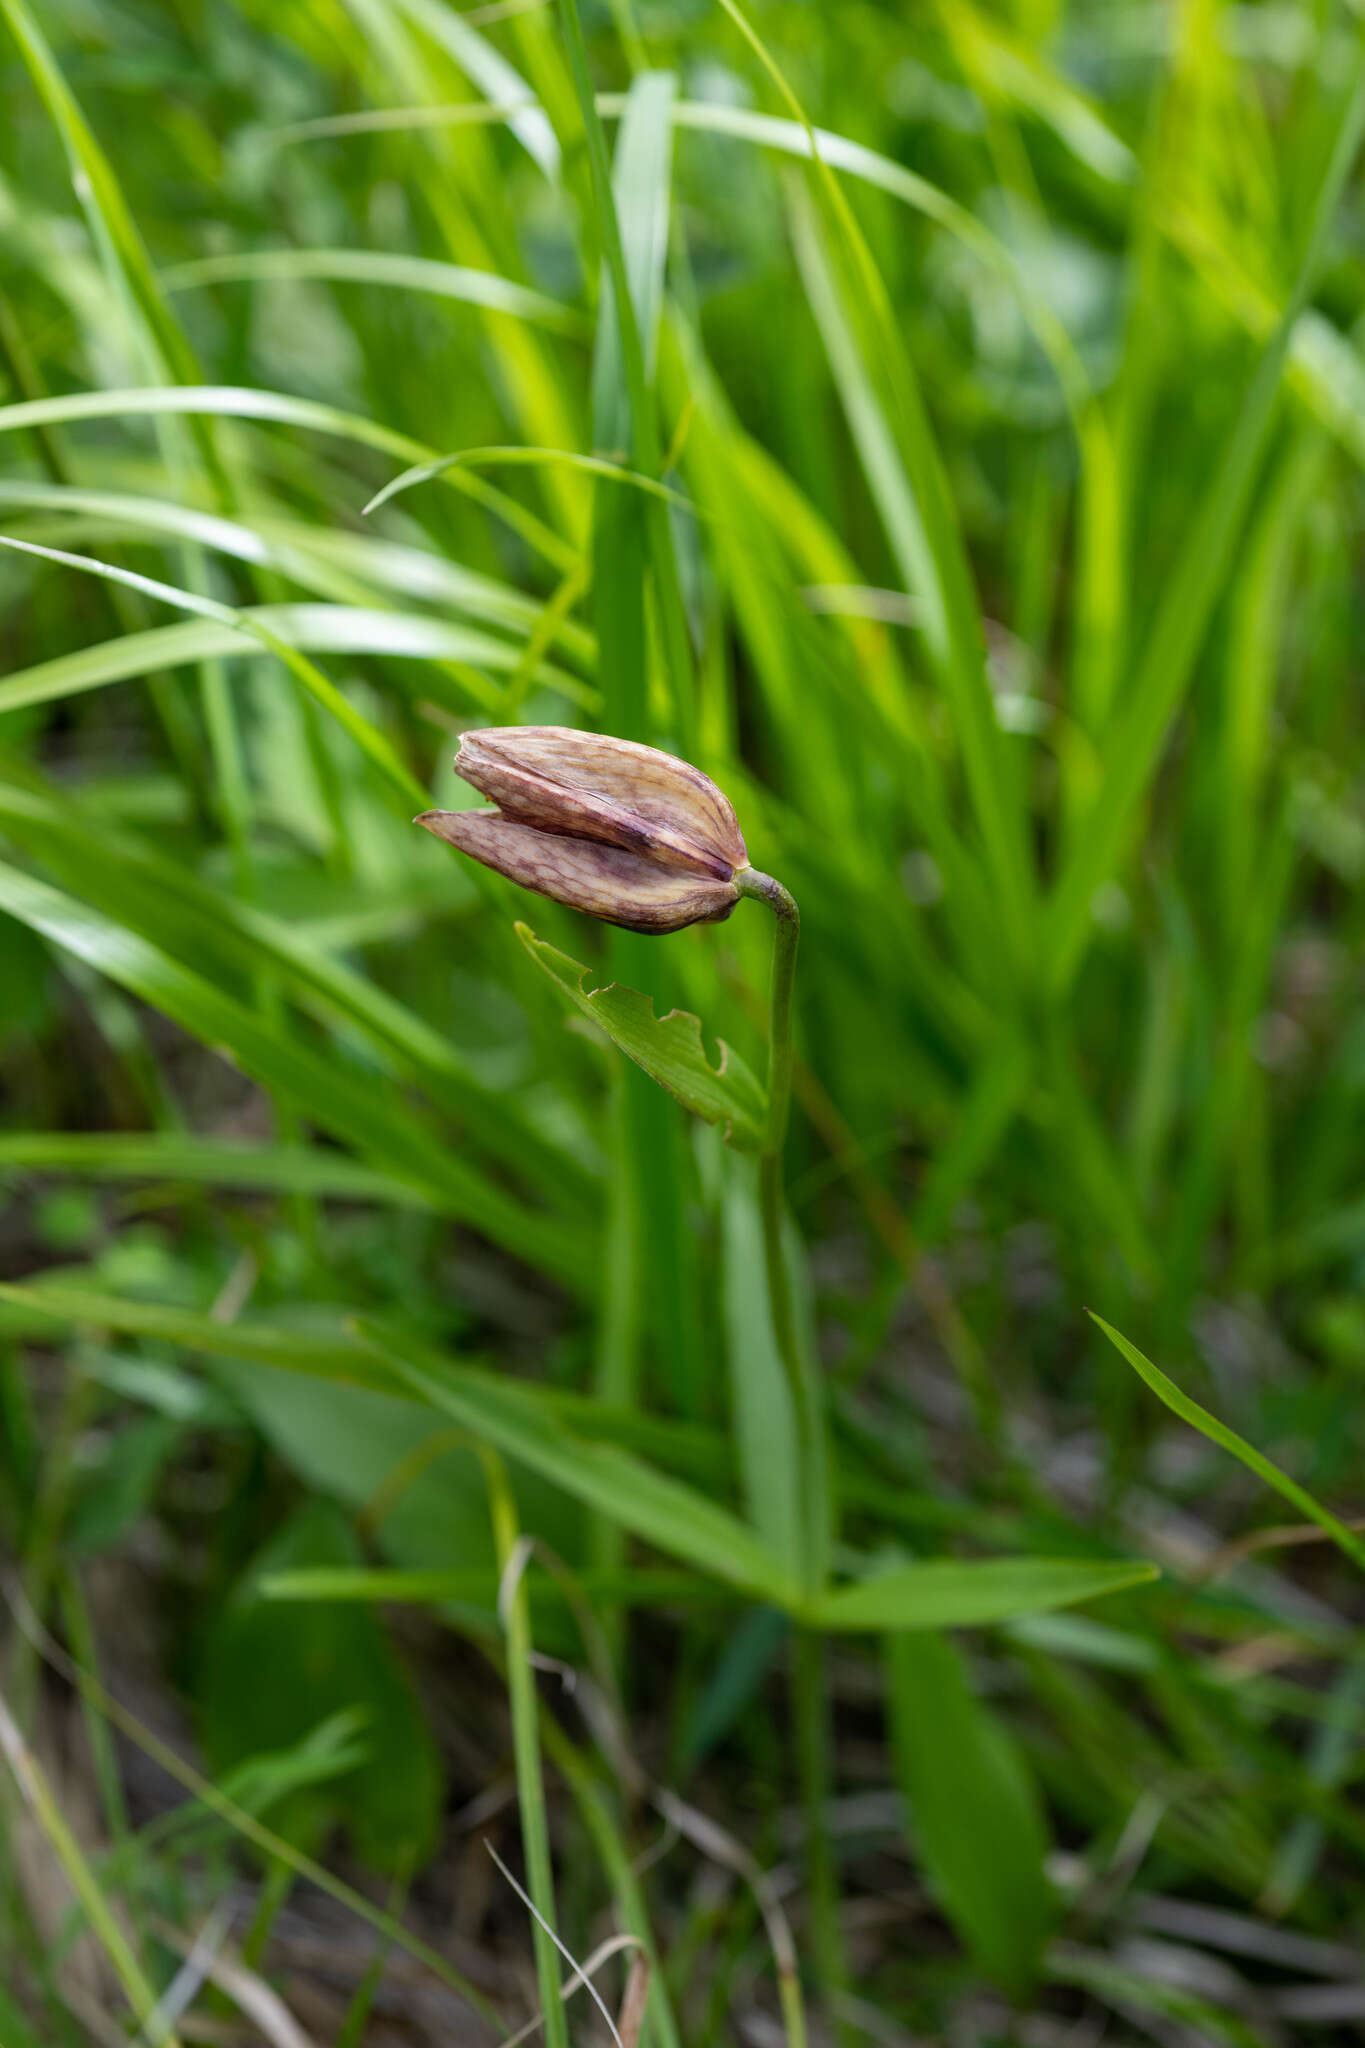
[2,0,1365,2040]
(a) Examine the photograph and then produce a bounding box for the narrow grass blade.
[1,1583,497,2018]
[0,0,199,390]
[785,158,1034,975]
[160,248,584,332]
[481,1454,568,2048]
[1090,1314,1365,1574]
[0,779,590,1202]
[363,446,693,519]
[390,0,560,176]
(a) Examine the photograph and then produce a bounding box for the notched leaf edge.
[515,921,766,1148]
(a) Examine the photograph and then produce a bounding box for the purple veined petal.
[454,727,748,880]
[417,810,741,934]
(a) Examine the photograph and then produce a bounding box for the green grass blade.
[160,248,585,332]
[362,445,693,518]
[390,0,560,177]
[784,160,1033,976]
[481,1451,568,2048]
[1090,1314,1365,1574]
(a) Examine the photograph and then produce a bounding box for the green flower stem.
[738,868,799,1160]
[739,870,849,2034]
[737,868,825,1589]
[793,1626,852,2040]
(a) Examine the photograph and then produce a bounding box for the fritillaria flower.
[417,726,751,934]
[418,723,810,1539]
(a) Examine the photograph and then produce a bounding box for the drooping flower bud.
[417,726,750,934]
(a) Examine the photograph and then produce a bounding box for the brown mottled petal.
[456,727,748,877]
[417,810,740,934]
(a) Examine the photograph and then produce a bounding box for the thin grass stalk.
[539,1716,683,2048]
[482,1450,570,2048]
[1,0,335,1270]
[0,1688,182,2047]
[586,96,655,1621]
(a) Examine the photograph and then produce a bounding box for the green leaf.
[389,0,559,178]
[0,0,202,390]
[1090,1313,1365,1574]
[887,1631,1054,1999]
[805,1556,1158,1632]
[784,151,1035,971]
[517,923,767,1148]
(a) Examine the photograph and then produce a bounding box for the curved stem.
[737,866,800,1158]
